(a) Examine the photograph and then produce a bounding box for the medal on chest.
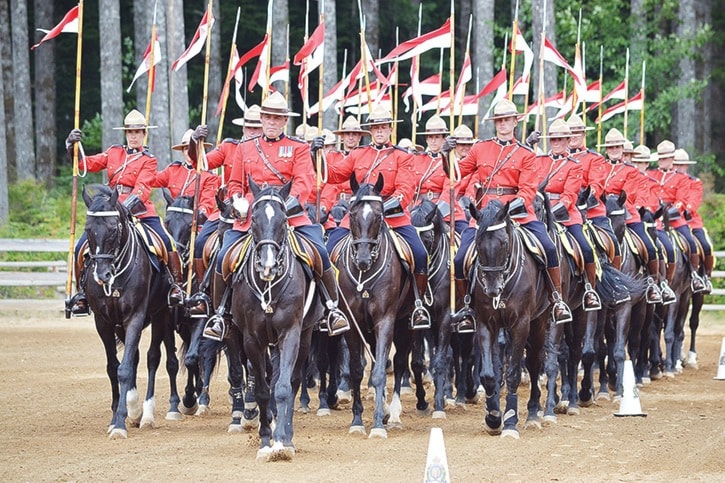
[278,145,293,159]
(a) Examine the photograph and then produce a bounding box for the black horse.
[336,174,417,438]
[229,179,323,461]
[468,199,550,438]
[81,184,180,438]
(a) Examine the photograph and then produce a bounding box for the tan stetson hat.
[113,109,158,130]
[232,104,262,127]
[673,148,697,165]
[259,91,300,117]
[623,140,636,154]
[631,145,657,163]
[398,138,423,152]
[418,115,449,135]
[321,129,337,145]
[452,124,475,144]
[483,99,521,121]
[541,118,572,139]
[656,139,676,159]
[361,105,401,126]
[333,115,370,135]
[566,113,594,132]
[597,128,627,148]
[172,129,212,151]
[301,126,319,142]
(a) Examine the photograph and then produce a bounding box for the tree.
[99,0,123,151]
[675,0,697,152]
[0,0,14,181]
[166,0,189,148]
[473,0,494,138]
[33,0,57,185]
[0,56,7,225]
[321,0,337,130]
[362,0,379,59]
[10,0,35,180]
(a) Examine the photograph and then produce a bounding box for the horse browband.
[252,193,286,209]
[86,210,121,217]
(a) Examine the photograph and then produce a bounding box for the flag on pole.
[542,38,585,91]
[441,93,480,117]
[378,19,452,64]
[450,52,472,115]
[584,80,601,103]
[525,91,566,119]
[587,80,626,112]
[269,61,290,85]
[293,22,325,74]
[402,72,442,112]
[597,90,643,123]
[215,37,267,116]
[127,34,161,92]
[249,34,271,91]
[485,75,510,119]
[171,9,214,72]
[511,27,534,90]
[477,68,507,99]
[30,5,79,50]
[230,48,247,111]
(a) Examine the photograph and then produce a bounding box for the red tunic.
[647,168,690,229]
[602,161,642,224]
[684,174,704,229]
[327,143,416,229]
[634,172,661,212]
[80,145,157,218]
[228,134,315,231]
[569,147,608,218]
[410,152,466,223]
[456,138,538,225]
[535,153,584,226]
[153,161,221,220]
[204,138,240,185]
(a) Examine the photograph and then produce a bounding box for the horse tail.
[598,262,649,308]
[198,336,225,379]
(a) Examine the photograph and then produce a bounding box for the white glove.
[231,194,250,221]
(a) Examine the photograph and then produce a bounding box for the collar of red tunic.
[550,153,568,160]
[607,157,621,165]
[494,137,515,146]
[262,133,285,143]
[125,146,144,154]
[659,167,671,173]
[371,142,391,150]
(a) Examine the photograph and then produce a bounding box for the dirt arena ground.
[1,299,724,482]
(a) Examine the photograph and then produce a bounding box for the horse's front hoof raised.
[369,427,388,439]
[501,428,520,439]
[349,425,366,436]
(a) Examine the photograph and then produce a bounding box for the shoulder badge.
[221,137,241,145]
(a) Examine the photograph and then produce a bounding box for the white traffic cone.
[614,360,647,417]
[714,337,725,380]
[423,427,450,483]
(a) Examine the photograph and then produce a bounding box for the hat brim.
[482,113,522,122]
[333,128,370,135]
[673,160,697,165]
[453,138,476,145]
[632,156,658,163]
[231,118,263,127]
[657,152,676,160]
[259,108,300,117]
[172,142,212,151]
[418,130,449,136]
[361,119,402,127]
[113,125,158,130]
[569,126,595,132]
[541,134,571,140]
[597,141,626,148]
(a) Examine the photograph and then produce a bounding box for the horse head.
[249,177,292,282]
[411,198,444,255]
[163,191,195,259]
[82,184,129,287]
[603,191,627,241]
[348,173,385,272]
[473,199,512,298]
[639,204,663,242]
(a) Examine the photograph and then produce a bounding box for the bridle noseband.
[349,194,384,267]
[86,208,135,296]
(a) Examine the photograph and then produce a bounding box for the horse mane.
[411,199,445,234]
[475,199,506,235]
[350,182,381,207]
[85,184,120,212]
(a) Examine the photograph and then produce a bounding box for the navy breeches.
[567,223,594,264]
[628,222,657,260]
[656,230,675,263]
[692,228,713,256]
[194,219,219,258]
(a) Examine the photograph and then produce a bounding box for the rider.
[321,105,432,330]
[598,128,663,304]
[672,148,714,292]
[648,140,707,293]
[197,92,350,340]
[65,109,186,316]
[630,145,677,304]
[537,119,601,311]
[450,124,478,224]
[446,99,574,331]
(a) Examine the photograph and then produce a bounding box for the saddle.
[557,224,585,275]
[670,229,691,259]
[585,223,617,264]
[201,231,221,268]
[624,227,650,264]
[462,225,546,276]
[329,228,415,271]
[134,222,168,264]
[222,234,253,281]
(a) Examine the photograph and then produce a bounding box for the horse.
[467,199,551,438]
[80,184,181,439]
[229,179,323,461]
[410,199,476,418]
[335,174,417,438]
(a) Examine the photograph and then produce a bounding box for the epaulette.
[220,137,240,145]
[393,145,409,153]
[567,155,580,164]
[286,135,308,144]
[623,162,635,168]
[517,141,534,153]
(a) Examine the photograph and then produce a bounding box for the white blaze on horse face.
[265,204,276,223]
[361,203,373,221]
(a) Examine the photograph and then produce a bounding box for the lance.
[143,1,159,147]
[639,60,646,144]
[186,0,214,296]
[316,6,326,223]
[623,48,630,139]
[216,7,241,148]
[410,4,422,142]
[508,0,520,101]
[448,0,456,313]
[535,0,549,151]
[357,0,374,115]
[596,46,603,148]
[392,27,400,144]
[457,13,472,127]
[65,0,85,315]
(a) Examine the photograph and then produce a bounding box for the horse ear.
[638,206,645,218]
[163,188,174,207]
[349,172,360,194]
[469,204,478,221]
[82,184,92,208]
[425,202,437,225]
[600,191,607,204]
[248,175,261,196]
[374,173,385,194]
[499,201,511,222]
[280,178,293,199]
[619,190,627,205]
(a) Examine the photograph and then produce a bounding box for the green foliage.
[80,113,104,155]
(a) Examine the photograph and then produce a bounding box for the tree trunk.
[10,0,35,180]
[361,0,379,60]
[0,57,7,225]
[629,0,646,71]
[473,0,494,139]
[531,0,557,133]
[166,0,188,149]
[700,0,712,159]
[99,0,123,155]
[150,1,171,167]
[675,0,697,152]
[321,0,337,130]
[205,0,221,144]
[33,0,56,185]
[0,0,14,181]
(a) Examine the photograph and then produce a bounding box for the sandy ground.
[1,299,724,482]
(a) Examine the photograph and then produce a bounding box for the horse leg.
[97,321,121,433]
[268,325,303,459]
[316,333,332,416]
[503,320,532,439]
[579,309,600,406]
[556,334,570,413]
[432,317,453,417]
[369,318,394,438]
[195,337,219,415]
[180,319,203,415]
[336,336,352,404]
[687,293,703,369]
[246,338,274,460]
[674,299,689,373]
[541,319,563,424]
[596,313,612,401]
[663,304,677,377]
[566,312,588,415]
[411,330,430,416]
[297,357,312,414]
[478,324,502,435]
[161,313,182,421]
[345,331,366,435]
[387,320,411,431]
[612,305,632,400]
[108,316,145,439]
[140,318,164,429]
[325,334,341,411]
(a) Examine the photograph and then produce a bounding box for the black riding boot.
[320,267,351,336]
[167,251,186,306]
[690,254,706,293]
[410,273,431,330]
[583,262,602,311]
[452,278,476,333]
[203,272,229,341]
[645,260,663,304]
[66,259,90,318]
[660,258,676,305]
[547,266,573,324]
[188,258,212,317]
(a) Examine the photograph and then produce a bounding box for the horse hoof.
[554,402,569,414]
[228,424,243,433]
[642,376,652,384]
[579,398,593,408]
[416,407,432,417]
[687,351,698,369]
[543,415,557,425]
[241,417,259,431]
[108,428,128,440]
[432,411,447,420]
[596,392,610,402]
[195,405,210,416]
[139,416,155,429]
[369,428,388,439]
[165,411,183,421]
[650,371,663,381]
[386,421,403,431]
[179,402,198,416]
[567,407,580,416]
[455,401,467,410]
[445,398,457,407]
[317,408,331,417]
[664,371,675,379]
[336,390,352,405]
[524,419,542,430]
[297,405,310,414]
[465,394,481,404]
[613,395,622,404]
[349,425,367,436]
[256,446,273,463]
[400,386,414,396]
[501,429,520,439]
[268,441,295,462]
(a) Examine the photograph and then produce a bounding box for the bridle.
[165,203,193,261]
[348,194,385,269]
[474,219,523,309]
[86,208,136,296]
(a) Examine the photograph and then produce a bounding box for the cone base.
[614,412,647,417]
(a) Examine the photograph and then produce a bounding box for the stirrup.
[202,314,228,342]
[551,293,573,324]
[453,308,476,334]
[168,284,186,307]
[645,277,663,304]
[582,283,602,312]
[691,272,707,293]
[704,277,713,294]
[660,282,676,305]
[410,300,431,330]
[326,309,351,337]
[66,293,91,318]
[187,292,212,318]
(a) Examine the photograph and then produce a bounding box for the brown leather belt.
[480,186,518,196]
[116,185,133,194]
